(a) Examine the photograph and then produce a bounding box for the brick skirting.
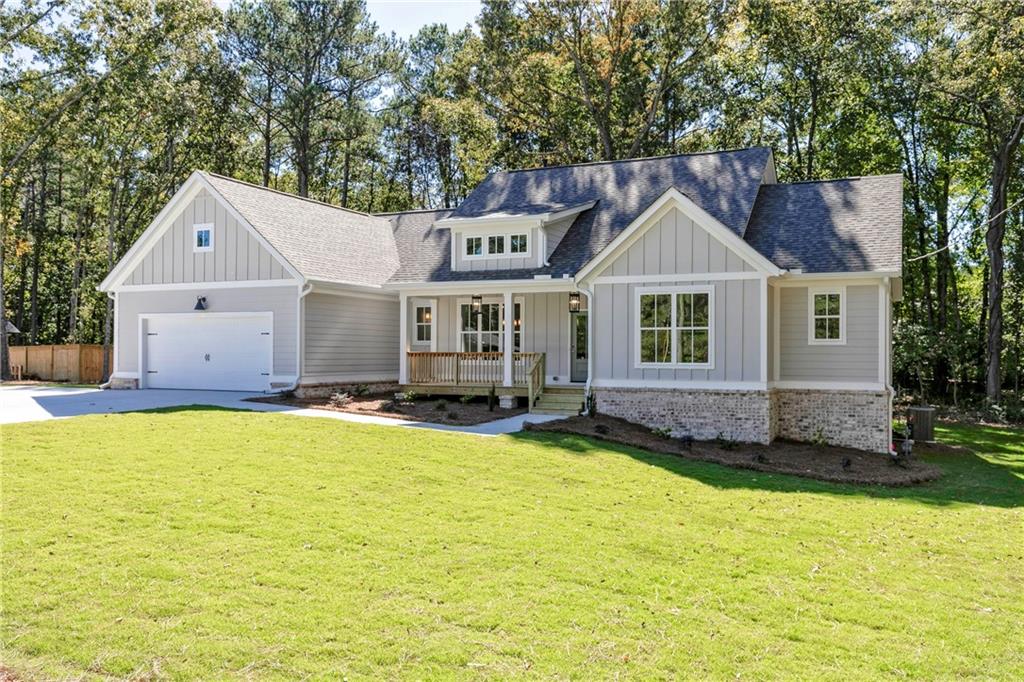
[594,386,891,453]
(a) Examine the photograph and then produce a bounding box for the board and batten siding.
[123,189,290,285]
[589,206,762,383]
[451,227,541,271]
[303,293,399,380]
[422,292,584,382]
[778,285,879,381]
[116,285,298,376]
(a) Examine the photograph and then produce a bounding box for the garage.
[142,313,273,391]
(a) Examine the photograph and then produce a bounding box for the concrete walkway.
[0,385,563,435]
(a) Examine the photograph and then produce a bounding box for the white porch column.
[399,292,408,385]
[503,290,513,387]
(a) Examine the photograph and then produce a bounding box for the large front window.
[637,287,713,367]
[460,301,521,352]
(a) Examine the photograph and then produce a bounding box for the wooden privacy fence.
[7,344,112,384]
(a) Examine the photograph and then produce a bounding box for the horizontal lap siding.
[116,285,298,375]
[303,293,399,378]
[125,189,289,285]
[591,207,762,383]
[779,285,878,381]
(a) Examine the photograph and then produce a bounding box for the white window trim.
[456,296,525,351]
[462,232,531,259]
[193,223,214,253]
[807,286,846,345]
[634,285,715,370]
[411,298,436,351]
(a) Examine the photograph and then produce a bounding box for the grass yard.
[2,409,1022,679]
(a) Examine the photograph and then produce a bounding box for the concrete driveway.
[0,385,561,435]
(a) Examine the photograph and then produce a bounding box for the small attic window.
[193,224,213,253]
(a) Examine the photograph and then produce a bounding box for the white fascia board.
[114,279,301,293]
[575,187,783,284]
[307,279,398,300]
[434,201,596,232]
[773,271,898,286]
[386,278,578,296]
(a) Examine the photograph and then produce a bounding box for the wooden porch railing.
[407,351,544,387]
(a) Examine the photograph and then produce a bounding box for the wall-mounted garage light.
[568,291,581,312]
[194,296,208,311]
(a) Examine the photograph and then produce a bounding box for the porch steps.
[532,386,585,415]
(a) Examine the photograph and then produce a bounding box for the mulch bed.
[248,393,526,426]
[525,414,943,487]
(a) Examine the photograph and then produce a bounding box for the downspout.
[278,281,313,393]
[577,279,595,412]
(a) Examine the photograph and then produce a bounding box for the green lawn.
[2,410,1022,679]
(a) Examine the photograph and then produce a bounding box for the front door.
[570,311,588,383]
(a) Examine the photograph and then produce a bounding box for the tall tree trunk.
[29,164,46,343]
[101,180,120,383]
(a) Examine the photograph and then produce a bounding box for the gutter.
[277,282,313,393]
[576,279,596,412]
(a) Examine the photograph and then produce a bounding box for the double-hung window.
[488,235,505,255]
[637,287,713,368]
[809,287,845,344]
[459,300,522,352]
[414,304,432,343]
[465,236,482,257]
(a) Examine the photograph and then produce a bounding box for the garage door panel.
[144,314,272,391]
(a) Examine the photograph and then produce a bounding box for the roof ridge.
[201,171,380,219]
[375,207,455,216]
[771,173,903,186]
[503,146,771,174]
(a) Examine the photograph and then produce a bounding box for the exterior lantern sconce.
[471,294,483,315]
[423,308,431,322]
[568,291,581,313]
[194,296,208,311]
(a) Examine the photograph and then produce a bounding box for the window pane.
[654,294,671,327]
[827,294,841,316]
[814,294,828,316]
[511,234,527,253]
[415,307,426,324]
[678,330,693,363]
[693,329,709,362]
[655,329,671,363]
[463,333,478,351]
[640,294,656,327]
[488,235,504,255]
[678,294,692,327]
[827,317,840,339]
[417,324,431,342]
[814,318,828,339]
[466,237,481,256]
[640,330,657,362]
[461,304,476,331]
[693,293,709,326]
[481,333,500,352]
[485,304,500,331]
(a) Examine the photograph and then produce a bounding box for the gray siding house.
[100,147,902,453]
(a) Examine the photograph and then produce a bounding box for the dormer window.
[193,224,213,253]
[465,236,482,256]
[510,233,528,254]
[488,235,505,255]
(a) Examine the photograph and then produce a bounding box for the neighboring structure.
[99,147,903,453]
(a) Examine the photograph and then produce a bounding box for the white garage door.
[144,313,273,391]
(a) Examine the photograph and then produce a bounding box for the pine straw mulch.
[247,393,526,426]
[524,414,943,487]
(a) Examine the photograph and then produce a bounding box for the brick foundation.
[774,388,891,453]
[594,387,772,444]
[109,377,138,390]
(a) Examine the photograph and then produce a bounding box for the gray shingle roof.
[387,147,773,283]
[203,172,399,286]
[744,175,904,274]
[379,208,455,283]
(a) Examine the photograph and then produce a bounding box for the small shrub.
[459,394,475,405]
[446,411,459,421]
[435,399,448,411]
[352,383,370,396]
[487,384,497,412]
[810,427,828,447]
[594,423,610,436]
[400,390,418,403]
[329,392,353,407]
[715,432,739,450]
[651,426,673,439]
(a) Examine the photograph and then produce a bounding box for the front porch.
[397,287,589,411]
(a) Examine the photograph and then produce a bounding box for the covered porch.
[397,284,589,409]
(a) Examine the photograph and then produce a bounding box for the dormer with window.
[437,201,595,272]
